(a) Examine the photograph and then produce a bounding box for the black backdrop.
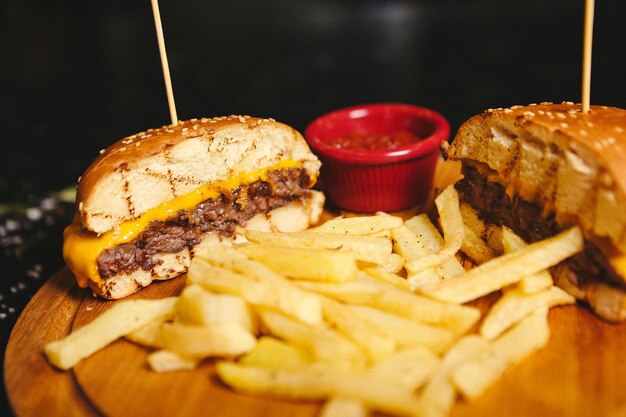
[2,0,625,198]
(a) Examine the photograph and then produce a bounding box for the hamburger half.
[63,115,324,299]
[445,102,626,321]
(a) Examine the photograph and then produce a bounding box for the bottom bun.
[89,191,325,299]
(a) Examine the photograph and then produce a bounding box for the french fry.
[188,258,322,326]
[392,224,434,262]
[216,362,433,417]
[239,336,312,370]
[501,226,527,253]
[195,245,248,263]
[125,319,165,348]
[312,214,404,236]
[369,347,440,391]
[372,253,406,275]
[320,398,368,417]
[364,267,411,291]
[480,286,575,339]
[155,322,256,357]
[461,228,495,266]
[237,244,358,283]
[391,224,443,288]
[457,203,496,265]
[257,308,366,368]
[404,214,445,251]
[296,274,480,336]
[403,214,465,287]
[513,271,554,294]
[406,271,443,292]
[484,223,504,256]
[421,227,584,304]
[319,296,397,362]
[404,186,465,272]
[245,229,392,265]
[451,308,550,400]
[45,297,177,370]
[501,227,553,294]
[346,305,455,354]
[419,335,489,417]
[147,350,201,372]
[175,285,256,333]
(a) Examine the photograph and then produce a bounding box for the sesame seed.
[601,106,609,109]
[529,103,537,106]
[538,110,545,115]
[166,129,174,133]
[615,127,624,133]
[580,130,588,136]
[556,113,566,119]
[586,122,594,127]
[510,105,522,109]
[77,175,82,183]
[503,109,513,113]
[540,101,553,105]
[560,122,569,129]
[523,111,535,117]
[190,118,198,122]
[193,124,199,130]
[120,147,127,152]
[563,101,574,105]
[182,128,188,133]
[201,117,208,123]
[99,149,106,154]
[79,202,83,210]
[238,116,246,123]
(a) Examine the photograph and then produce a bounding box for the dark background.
[1,0,625,415]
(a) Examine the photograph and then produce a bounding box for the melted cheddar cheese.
[64,160,303,287]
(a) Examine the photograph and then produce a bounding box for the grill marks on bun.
[64,115,324,299]
[447,103,626,252]
[77,116,320,234]
[446,102,626,321]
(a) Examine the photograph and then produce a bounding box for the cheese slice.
[64,160,304,288]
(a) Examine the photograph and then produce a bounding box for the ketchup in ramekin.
[304,103,450,213]
[326,130,420,151]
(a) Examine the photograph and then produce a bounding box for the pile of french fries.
[45,185,585,417]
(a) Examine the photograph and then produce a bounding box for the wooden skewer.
[151,0,178,126]
[581,0,595,113]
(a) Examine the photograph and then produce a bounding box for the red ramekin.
[304,103,450,213]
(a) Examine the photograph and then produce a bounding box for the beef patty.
[97,168,311,279]
[456,164,624,288]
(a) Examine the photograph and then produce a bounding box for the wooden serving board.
[5,160,626,417]
[5,267,626,417]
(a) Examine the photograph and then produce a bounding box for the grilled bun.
[78,115,321,234]
[63,115,324,299]
[446,102,626,321]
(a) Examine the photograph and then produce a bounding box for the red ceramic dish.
[304,103,450,212]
